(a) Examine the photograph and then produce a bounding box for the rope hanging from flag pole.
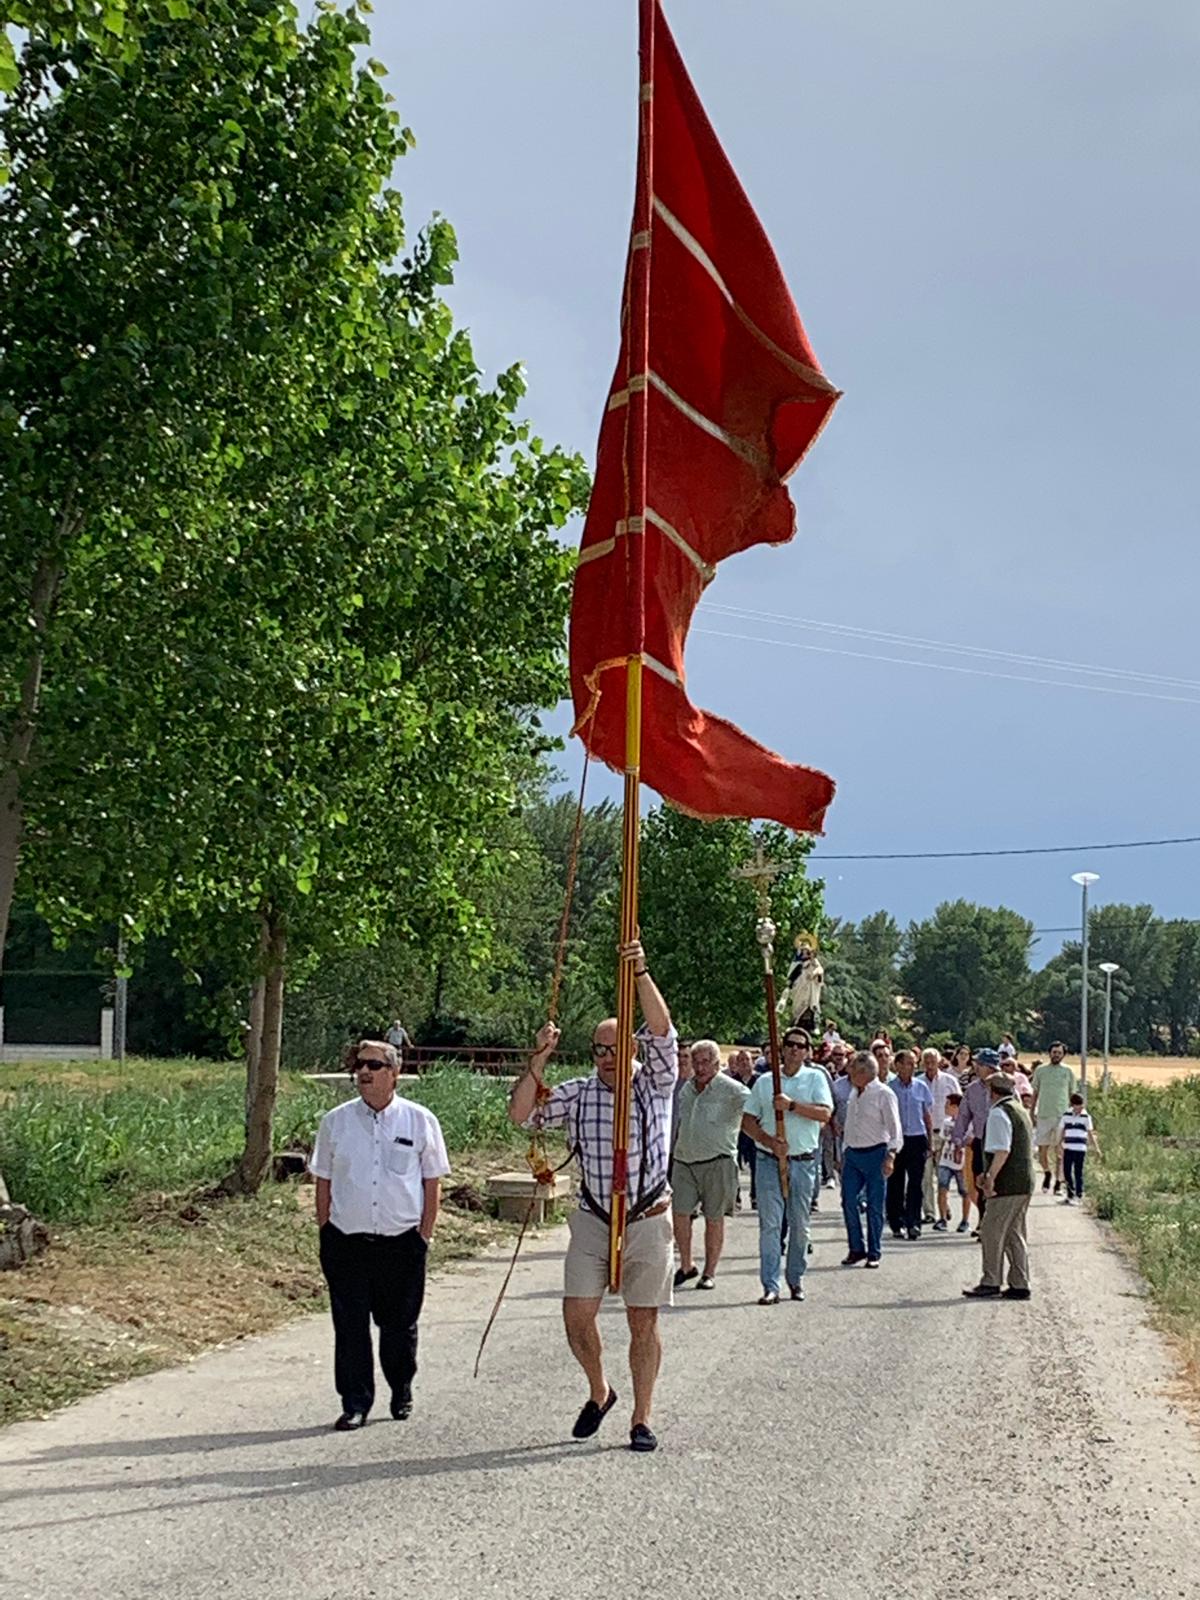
[473,750,591,1378]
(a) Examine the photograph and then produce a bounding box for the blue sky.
[374,1,1200,963]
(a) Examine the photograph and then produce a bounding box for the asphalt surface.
[4,1184,1200,1600]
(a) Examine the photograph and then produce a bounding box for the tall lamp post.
[1071,871,1099,1099]
[1099,962,1119,1093]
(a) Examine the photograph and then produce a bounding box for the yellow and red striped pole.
[608,0,656,1292]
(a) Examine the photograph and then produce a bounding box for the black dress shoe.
[629,1423,658,1453]
[789,1283,805,1301]
[333,1411,369,1431]
[390,1392,413,1421]
[572,1387,617,1440]
[1001,1286,1032,1300]
[962,1283,1001,1299]
[841,1251,867,1266]
[907,1227,921,1240]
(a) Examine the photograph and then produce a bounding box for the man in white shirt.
[840,1050,902,1267]
[309,1038,450,1431]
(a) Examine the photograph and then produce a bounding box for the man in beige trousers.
[962,1073,1035,1301]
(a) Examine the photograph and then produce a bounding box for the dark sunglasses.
[783,1040,809,1050]
[592,1042,618,1058]
[356,1058,391,1072]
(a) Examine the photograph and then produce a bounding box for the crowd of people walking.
[680,1026,1092,1303]
[304,946,1095,1455]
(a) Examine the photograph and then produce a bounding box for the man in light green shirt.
[1031,1041,1076,1194]
[741,1029,834,1303]
[671,1041,749,1290]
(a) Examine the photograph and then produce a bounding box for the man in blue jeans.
[741,1029,834,1305]
[840,1050,902,1268]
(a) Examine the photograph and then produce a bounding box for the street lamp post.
[1071,872,1099,1100]
[1099,962,1119,1093]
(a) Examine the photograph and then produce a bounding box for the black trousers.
[886,1135,929,1232]
[319,1223,428,1414]
[1063,1148,1086,1198]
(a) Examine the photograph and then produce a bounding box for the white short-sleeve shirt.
[309,1095,450,1236]
[984,1102,1014,1155]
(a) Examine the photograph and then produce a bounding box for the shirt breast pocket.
[385,1140,419,1179]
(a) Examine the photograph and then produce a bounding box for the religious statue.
[781,932,824,1030]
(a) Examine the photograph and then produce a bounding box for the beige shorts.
[564,1206,674,1308]
[671,1154,739,1219]
[1035,1118,1060,1148]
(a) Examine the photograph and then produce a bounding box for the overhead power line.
[808,835,1200,861]
[700,602,1200,696]
[690,625,1200,708]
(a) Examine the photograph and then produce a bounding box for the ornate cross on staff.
[732,843,783,920]
[733,840,789,1196]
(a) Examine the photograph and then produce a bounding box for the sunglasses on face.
[592,1042,618,1058]
[356,1059,390,1072]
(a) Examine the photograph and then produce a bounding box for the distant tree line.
[823,899,1200,1056]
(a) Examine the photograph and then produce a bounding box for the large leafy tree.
[900,900,1033,1039]
[5,3,589,1192]
[635,810,824,1042]
[1,0,410,963]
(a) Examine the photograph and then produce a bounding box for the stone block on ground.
[485,1171,573,1225]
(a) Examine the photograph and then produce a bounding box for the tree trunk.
[243,920,270,1137]
[0,555,62,969]
[223,910,286,1196]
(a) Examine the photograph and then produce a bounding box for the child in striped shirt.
[1058,1093,1101,1204]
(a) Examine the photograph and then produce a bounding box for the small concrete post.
[99,1007,115,1060]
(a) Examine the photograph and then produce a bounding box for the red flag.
[570,0,839,834]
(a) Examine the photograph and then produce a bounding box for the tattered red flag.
[570,0,839,834]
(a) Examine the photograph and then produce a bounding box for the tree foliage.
[822,910,902,1039]
[636,810,824,1042]
[2,3,588,1193]
[900,900,1034,1040]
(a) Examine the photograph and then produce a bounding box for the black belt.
[756,1149,815,1161]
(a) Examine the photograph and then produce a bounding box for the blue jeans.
[756,1152,819,1293]
[841,1143,887,1260]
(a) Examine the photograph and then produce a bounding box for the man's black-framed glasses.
[356,1058,390,1072]
[592,1042,618,1058]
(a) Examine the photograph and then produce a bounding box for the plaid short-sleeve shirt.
[531,1028,678,1215]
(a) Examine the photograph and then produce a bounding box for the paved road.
[3,1188,1200,1600]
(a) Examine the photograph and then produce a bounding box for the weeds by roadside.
[1091,1076,1200,1377]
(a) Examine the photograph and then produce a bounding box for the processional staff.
[734,844,789,1198]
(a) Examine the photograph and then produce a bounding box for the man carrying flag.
[509,941,677,1455]
[502,0,840,1448]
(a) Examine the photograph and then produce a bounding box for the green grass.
[0,1058,531,1223]
[0,1056,547,1425]
[1091,1077,1200,1343]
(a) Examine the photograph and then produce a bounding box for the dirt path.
[3,1189,1199,1600]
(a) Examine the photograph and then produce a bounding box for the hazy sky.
[375,1,1200,962]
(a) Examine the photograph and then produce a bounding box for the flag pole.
[609,0,656,1292]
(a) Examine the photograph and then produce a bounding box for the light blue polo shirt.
[746,1066,833,1157]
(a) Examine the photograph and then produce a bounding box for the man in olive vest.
[962,1073,1034,1300]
